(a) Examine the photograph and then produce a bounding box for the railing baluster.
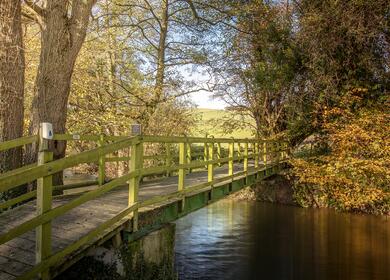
[178,142,186,211]
[263,141,267,168]
[98,134,105,185]
[203,135,208,169]
[237,142,241,163]
[228,141,234,176]
[208,141,214,183]
[36,123,53,280]
[254,142,259,169]
[186,142,192,174]
[178,142,186,191]
[244,141,248,174]
[217,142,221,167]
[165,142,171,177]
[129,139,143,232]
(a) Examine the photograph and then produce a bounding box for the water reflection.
[175,200,390,280]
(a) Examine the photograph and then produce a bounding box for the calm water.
[174,200,390,280]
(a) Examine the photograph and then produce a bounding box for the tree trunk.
[154,0,169,103]
[28,0,96,186]
[0,0,25,198]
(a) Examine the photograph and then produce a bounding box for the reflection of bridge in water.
[0,131,288,279]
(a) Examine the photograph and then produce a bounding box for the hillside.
[191,108,255,139]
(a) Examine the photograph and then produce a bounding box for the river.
[174,199,390,280]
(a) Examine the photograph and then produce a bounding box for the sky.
[183,67,228,110]
[189,91,227,109]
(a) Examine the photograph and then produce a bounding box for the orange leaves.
[291,97,390,215]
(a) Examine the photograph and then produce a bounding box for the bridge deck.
[0,164,253,279]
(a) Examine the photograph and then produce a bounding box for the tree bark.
[0,0,25,197]
[154,0,169,103]
[28,0,96,186]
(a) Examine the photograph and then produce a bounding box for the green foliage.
[287,0,390,144]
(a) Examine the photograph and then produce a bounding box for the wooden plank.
[0,271,15,280]
[4,237,36,253]
[52,134,100,141]
[0,244,35,266]
[142,135,265,144]
[0,135,38,152]
[19,203,139,280]
[0,171,137,245]
[0,191,36,211]
[0,255,32,277]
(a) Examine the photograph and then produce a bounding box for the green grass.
[191,108,255,139]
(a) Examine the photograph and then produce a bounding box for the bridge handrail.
[0,136,139,193]
[0,135,38,152]
[0,132,289,279]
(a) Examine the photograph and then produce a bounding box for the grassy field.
[191,108,255,139]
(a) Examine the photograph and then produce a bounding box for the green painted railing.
[0,131,288,279]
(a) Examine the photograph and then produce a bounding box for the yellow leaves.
[291,101,390,214]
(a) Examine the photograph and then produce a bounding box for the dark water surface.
[174,200,390,280]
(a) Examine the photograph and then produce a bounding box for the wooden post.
[228,142,234,176]
[165,143,171,177]
[203,136,208,169]
[244,141,248,174]
[186,142,192,174]
[178,142,186,191]
[237,142,241,163]
[208,141,214,183]
[263,141,267,168]
[129,139,143,232]
[254,142,259,169]
[178,142,186,211]
[98,134,105,185]
[36,123,53,280]
[217,142,221,167]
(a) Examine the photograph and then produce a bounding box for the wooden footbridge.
[0,130,288,279]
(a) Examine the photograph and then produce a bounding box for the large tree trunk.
[28,0,96,186]
[0,0,25,198]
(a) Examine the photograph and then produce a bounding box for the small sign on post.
[41,122,53,140]
[131,124,142,136]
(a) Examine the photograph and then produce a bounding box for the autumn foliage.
[291,88,390,215]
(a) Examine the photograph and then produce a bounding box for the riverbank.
[229,170,296,206]
[231,169,390,216]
